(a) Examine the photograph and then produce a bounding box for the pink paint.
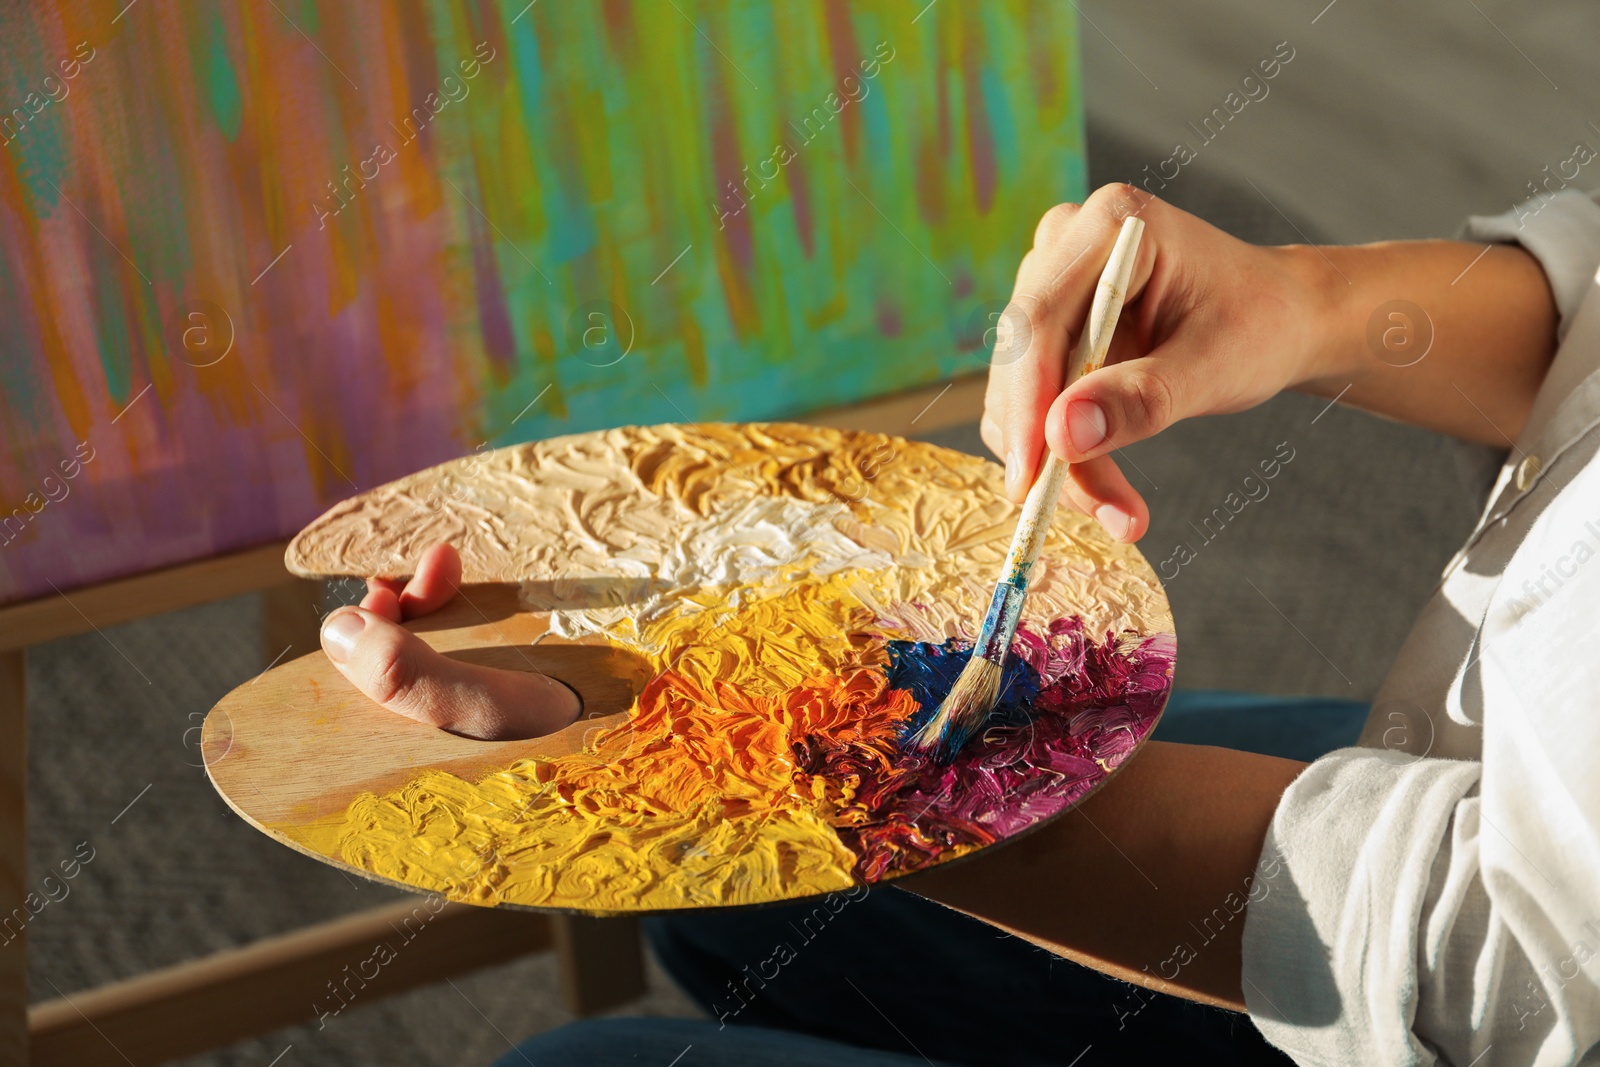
[795,620,1175,882]
[468,212,518,373]
[875,296,902,338]
[707,61,754,277]
[963,43,998,215]
[822,0,865,167]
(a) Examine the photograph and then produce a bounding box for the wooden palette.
[204,423,1176,914]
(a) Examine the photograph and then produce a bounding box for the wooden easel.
[0,375,987,1065]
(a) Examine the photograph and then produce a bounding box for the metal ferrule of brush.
[974,575,1028,665]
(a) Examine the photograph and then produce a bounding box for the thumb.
[1044,357,1186,463]
[319,607,580,741]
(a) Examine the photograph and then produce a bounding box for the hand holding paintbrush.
[908,215,1147,761]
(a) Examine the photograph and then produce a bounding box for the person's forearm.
[903,741,1305,1012]
[1288,240,1559,444]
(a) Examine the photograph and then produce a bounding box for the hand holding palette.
[203,424,1175,914]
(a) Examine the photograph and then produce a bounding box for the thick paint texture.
[0,2,1086,603]
[277,426,1172,912]
[304,594,1171,910]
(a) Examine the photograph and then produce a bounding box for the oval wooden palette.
[205,423,1175,915]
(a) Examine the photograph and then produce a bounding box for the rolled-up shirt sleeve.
[1452,190,1600,500]
[1460,188,1600,342]
[1242,750,1482,1065]
[1245,741,1600,1066]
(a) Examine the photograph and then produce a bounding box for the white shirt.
[1242,188,1600,1066]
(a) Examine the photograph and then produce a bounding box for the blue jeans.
[497,691,1369,1067]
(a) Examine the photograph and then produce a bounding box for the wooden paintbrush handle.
[1066,215,1145,383]
[986,216,1147,650]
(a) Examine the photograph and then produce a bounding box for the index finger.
[994,186,1157,503]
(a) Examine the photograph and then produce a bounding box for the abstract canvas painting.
[0,1,1086,603]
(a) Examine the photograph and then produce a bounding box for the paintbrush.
[908,215,1146,761]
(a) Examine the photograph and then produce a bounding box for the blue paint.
[887,638,1040,741]
[198,11,243,141]
[974,577,1028,664]
[509,14,599,266]
[861,71,894,173]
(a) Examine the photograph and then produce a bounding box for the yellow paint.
[291,572,915,910]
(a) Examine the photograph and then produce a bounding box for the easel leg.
[551,915,646,1016]
[1,649,27,1065]
[261,579,322,665]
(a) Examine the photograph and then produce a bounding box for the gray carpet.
[1078,0,1600,245]
[26,102,1484,1067]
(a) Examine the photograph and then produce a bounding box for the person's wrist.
[1273,242,1363,393]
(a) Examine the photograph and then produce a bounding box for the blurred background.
[12,0,1600,1062]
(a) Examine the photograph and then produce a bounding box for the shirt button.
[1515,454,1542,491]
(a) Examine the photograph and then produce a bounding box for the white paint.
[528,496,896,647]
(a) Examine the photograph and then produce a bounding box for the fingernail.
[1095,503,1133,542]
[322,612,365,664]
[1005,452,1023,496]
[1066,400,1108,455]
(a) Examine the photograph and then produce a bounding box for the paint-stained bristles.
[906,654,1002,762]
